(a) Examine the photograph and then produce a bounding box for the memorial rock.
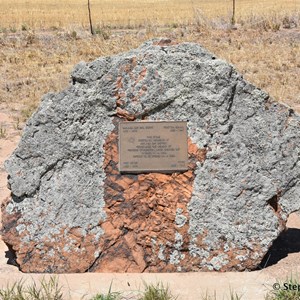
[2,39,300,273]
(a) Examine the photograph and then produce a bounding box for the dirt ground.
[0,103,300,299]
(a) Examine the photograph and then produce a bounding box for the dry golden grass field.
[0,0,299,29]
[0,0,299,128]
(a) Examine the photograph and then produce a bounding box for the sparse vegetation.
[0,124,7,139]
[0,277,63,300]
[91,292,121,300]
[201,288,243,300]
[90,282,122,300]
[138,282,176,300]
[0,278,250,300]
[265,276,300,300]
[90,281,176,300]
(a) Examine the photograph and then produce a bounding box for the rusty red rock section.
[90,122,206,272]
[1,206,101,272]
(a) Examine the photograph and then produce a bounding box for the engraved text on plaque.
[119,121,188,173]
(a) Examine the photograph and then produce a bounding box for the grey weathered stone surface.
[2,38,300,273]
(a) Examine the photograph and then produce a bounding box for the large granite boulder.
[2,39,299,273]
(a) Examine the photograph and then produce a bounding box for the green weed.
[0,276,63,300]
[201,288,243,300]
[265,275,300,300]
[90,282,121,300]
[90,293,121,300]
[138,282,176,300]
[0,124,7,139]
[0,280,27,300]
[94,26,110,40]
[21,23,29,31]
[21,103,37,121]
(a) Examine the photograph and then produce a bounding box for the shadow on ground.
[258,228,300,269]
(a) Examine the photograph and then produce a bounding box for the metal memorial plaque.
[119,121,188,173]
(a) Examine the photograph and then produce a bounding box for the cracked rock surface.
[2,39,300,273]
